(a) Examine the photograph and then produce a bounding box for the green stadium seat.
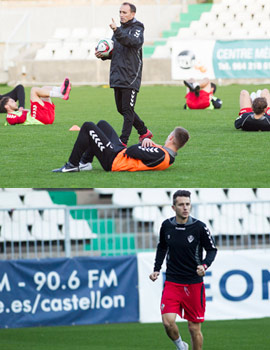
[85,233,136,256]
[48,191,77,205]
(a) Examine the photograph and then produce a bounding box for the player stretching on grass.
[235,89,270,131]
[183,78,222,110]
[52,120,189,172]
[0,78,71,125]
[0,84,25,112]
[150,190,217,350]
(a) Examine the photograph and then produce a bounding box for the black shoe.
[194,84,200,97]
[52,161,79,173]
[184,80,195,91]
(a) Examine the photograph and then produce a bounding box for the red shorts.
[31,100,55,124]
[160,281,205,323]
[186,90,211,109]
[239,107,270,115]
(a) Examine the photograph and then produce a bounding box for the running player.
[52,120,189,172]
[0,78,71,125]
[183,78,222,110]
[149,190,217,350]
[235,89,270,131]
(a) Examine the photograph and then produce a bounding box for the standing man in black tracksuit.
[96,2,153,147]
[150,190,217,350]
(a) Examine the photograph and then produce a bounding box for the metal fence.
[0,200,269,260]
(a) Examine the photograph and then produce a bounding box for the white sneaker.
[79,162,92,171]
[182,342,189,350]
[256,89,262,98]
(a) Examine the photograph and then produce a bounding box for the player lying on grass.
[52,120,189,172]
[0,78,71,125]
[0,84,25,111]
[183,77,222,110]
[235,89,270,131]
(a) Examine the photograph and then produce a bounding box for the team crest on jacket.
[187,235,194,243]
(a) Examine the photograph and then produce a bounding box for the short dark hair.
[173,190,191,205]
[252,97,268,115]
[122,2,136,13]
[211,82,217,93]
[173,127,190,149]
[0,96,9,113]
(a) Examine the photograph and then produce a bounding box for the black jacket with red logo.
[154,216,217,284]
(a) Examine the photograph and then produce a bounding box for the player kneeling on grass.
[235,89,270,131]
[0,78,71,126]
[150,190,217,350]
[183,77,222,110]
[52,120,189,172]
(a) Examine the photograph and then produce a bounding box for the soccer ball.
[96,38,114,57]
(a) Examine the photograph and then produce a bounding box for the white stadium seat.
[43,209,66,225]
[24,191,54,207]
[31,220,63,240]
[12,209,41,226]
[220,203,250,220]
[211,215,245,235]
[68,218,97,240]
[63,41,80,51]
[161,205,175,220]
[1,222,35,241]
[71,27,88,41]
[177,27,194,39]
[226,188,256,202]
[256,188,270,200]
[242,214,270,234]
[0,210,11,224]
[247,27,267,39]
[196,204,221,222]
[35,48,53,60]
[151,45,171,59]
[53,27,71,41]
[132,205,161,222]
[230,28,248,39]
[71,47,89,60]
[0,193,24,208]
[197,188,228,203]
[112,189,142,207]
[53,47,71,60]
[89,27,107,41]
[140,188,171,206]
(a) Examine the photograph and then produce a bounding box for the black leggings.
[0,84,25,109]
[69,120,125,171]
[114,87,147,144]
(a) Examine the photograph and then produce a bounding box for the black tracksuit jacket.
[109,18,144,92]
[154,216,217,284]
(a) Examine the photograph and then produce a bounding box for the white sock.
[173,336,185,350]
[49,87,63,98]
[250,92,257,102]
[256,89,262,98]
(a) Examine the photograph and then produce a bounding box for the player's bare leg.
[240,89,252,110]
[30,87,51,106]
[188,321,203,350]
[261,89,270,106]
[162,313,188,350]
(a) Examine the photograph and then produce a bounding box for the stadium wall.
[7,39,270,86]
[1,250,270,328]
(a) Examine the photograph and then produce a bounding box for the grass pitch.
[0,84,269,188]
[0,318,269,350]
